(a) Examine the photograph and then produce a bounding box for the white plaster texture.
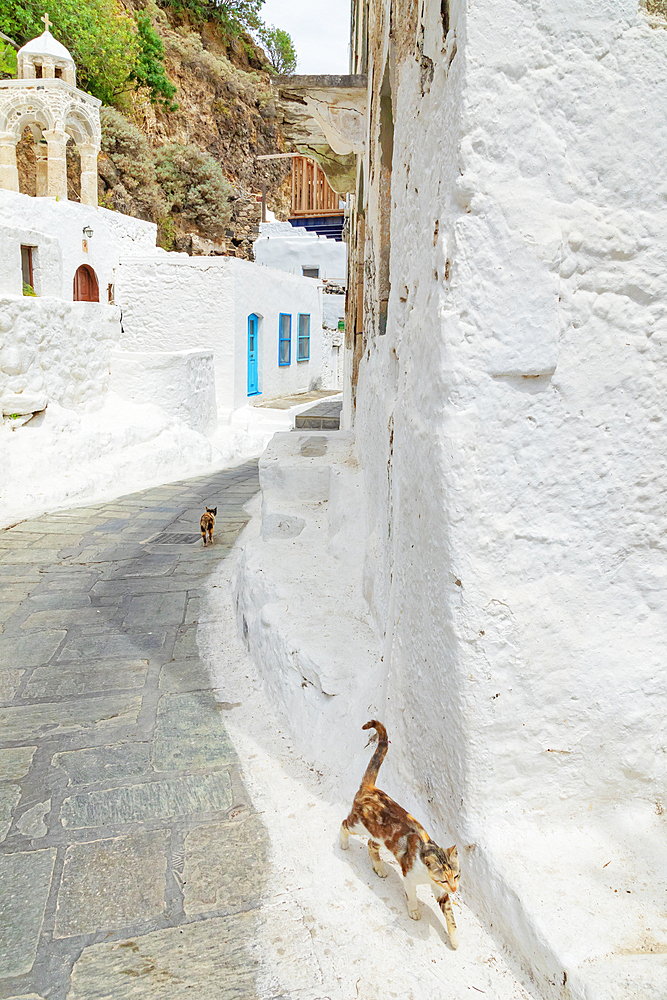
[0,189,156,301]
[110,350,217,435]
[255,221,347,282]
[349,1,667,997]
[240,1,667,997]
[115,255,326,410]
[0,296,120,411]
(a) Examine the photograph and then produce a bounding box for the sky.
[259,0,351,74]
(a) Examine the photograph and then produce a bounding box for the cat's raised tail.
[361,720,389,788]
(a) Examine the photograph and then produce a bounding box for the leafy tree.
[0,1,176,107]
[157,0,265,35]
[131,12,178,109]
[257,24,296,74]
[0,0,138,102]
[0,41,17,78]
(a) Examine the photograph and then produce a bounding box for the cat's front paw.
[448,931,459,949]
[408,906,421,920]
[373,865,388,878]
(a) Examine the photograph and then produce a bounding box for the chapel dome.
[18,29,74,62]
[17,27,76,85]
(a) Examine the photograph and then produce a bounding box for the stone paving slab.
[24,659,148,698]
[0,693,144,741]
[0,460,260,999]
[53,743,151,786]
[54,831,169,937]
[67,902,322,1000]
[0,747,36,781]
[61,771,234,829]
[0,849,57,977]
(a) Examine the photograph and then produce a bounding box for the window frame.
[302,265,320,279]
[21,245,35,295]
[297,313,311,361]
[278,313,292,366]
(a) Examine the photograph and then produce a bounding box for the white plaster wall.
[0,190,156,302]
[116,255,325,411]
[353,0,667,826]
[0,296,120,411]
[115,256,237,410]
[255,221,347,283]
[110,349,217,435]
[349,0,667,993]
[231,257,325,407]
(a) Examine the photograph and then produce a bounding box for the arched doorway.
[73,264,99,302]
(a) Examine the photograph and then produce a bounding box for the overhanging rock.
[273,75,367,194]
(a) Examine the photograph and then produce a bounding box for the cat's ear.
[213,508,217,515]
[447,845,458,859]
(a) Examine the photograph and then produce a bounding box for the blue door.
[247,314,259,395]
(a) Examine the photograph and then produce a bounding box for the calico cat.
[340,720,460,947]
[200,507,217,545]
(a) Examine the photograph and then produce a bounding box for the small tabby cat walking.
[340,720,460,947]
[200,507,217,545]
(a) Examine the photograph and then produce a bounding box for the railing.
[291,156,343,217]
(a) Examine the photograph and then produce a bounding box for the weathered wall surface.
[0,190,156,300]
[255,222,347,282]
[0,296,120,414]
[341,0,667,994]
[110,349,217,435]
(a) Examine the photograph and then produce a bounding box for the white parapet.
[110,349,217,436]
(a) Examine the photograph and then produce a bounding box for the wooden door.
[73,264,99,302]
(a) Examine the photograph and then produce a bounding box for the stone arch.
[0,97,56,140]
[73,264,99,302]
[64,105,97,146]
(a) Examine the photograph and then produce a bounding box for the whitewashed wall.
[0,296,120,412]
[0,189,156,301]
[343,0,667,994]
[115,256,236,410]
[255,221,347,283]
[110,349,217,435]
[231,257,324,408]
[116,255,325,412]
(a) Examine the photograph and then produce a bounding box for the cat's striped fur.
[200,507,217,545]
[340,720,460,947]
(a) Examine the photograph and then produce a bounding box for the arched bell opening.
[16,127,37,197]
[73,264,99,302]
[66,136,81,202]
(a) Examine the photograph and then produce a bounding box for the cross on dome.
[41,12,51,32]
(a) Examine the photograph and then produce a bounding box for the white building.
[0,26,335,434]
[255,2,667,997]
[254,221,346,283]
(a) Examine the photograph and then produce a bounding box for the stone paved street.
[0,461,270,1000]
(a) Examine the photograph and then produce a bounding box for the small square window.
[34,63,43,78]
[297,314,310,361]
[279,313,291,365]
[302,265,319,279]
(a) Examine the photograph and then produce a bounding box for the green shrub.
[22,281,36,296]
[100,107,167,218]
[157,0,264,35]
[155,143,232,236]
[131,12,178,109]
